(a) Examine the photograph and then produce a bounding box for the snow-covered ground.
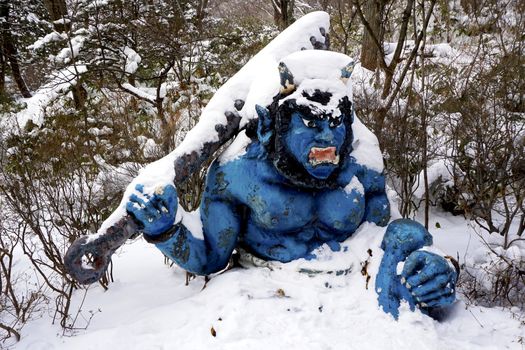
[7,211,524,350]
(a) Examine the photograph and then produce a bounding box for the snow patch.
[29,32,66,51]
[123,46,141,74]
[344,176,364,196]
[350,116,384,172]
[121,83,156,103]
[55,34,86,64]
[219,131,252,165]
[396,260,405,275]
[181,210,204,240]
[412,159,453,199]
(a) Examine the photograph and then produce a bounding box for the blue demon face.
[284,111,347,179]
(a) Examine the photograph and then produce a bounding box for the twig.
[0,322,21,342]
[467,308,485,328]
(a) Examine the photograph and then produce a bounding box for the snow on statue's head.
[255,50,355,189]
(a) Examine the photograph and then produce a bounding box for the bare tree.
[271,0,295,29]
[358,0,385,71]
[0,0,32,98]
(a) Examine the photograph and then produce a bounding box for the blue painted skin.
[375,219,457,318]
[126,83,456,320]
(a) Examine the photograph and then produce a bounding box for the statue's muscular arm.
[358,165,391,226]
[127,161,242,275]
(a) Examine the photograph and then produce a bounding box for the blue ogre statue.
[126,51,457,319]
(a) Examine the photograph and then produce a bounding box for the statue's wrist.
[143,225,178,244]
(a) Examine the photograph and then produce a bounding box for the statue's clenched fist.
[401,251,457,309]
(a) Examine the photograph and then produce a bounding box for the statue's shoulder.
[206,141,274,190]
[336,158,385,193]
[216,138,276,172]
[352,163,385,193]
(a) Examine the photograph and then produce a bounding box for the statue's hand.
[126,184,178,236]
[400,251,457,309]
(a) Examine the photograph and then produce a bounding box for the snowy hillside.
[8,212,524,350]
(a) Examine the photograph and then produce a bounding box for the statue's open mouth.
[308,146,339,166]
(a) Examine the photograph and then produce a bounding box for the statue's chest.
[244,179,366,236]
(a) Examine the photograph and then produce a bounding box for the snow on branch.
[120,83,157,104]
[16,65,87,128]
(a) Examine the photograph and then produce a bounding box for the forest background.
[0,0,523,345]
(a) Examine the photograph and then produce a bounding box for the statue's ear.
[256,104,272,146]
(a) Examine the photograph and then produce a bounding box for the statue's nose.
[316,125,334,143]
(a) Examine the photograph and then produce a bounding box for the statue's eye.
[329,117,342,128]
[302,118,316,128]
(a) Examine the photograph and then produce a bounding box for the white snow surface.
[344,176,364,196]
[280,50,353,89]
[350,116,384,172]
[218,130,252,165]
[123,46,142,74]
[29,32,67,51]
[121,83,156,104]
[9,215,525,350]
[55,34,86,64]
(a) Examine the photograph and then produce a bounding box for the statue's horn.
[340,61,355,84]
[278,62,296,95]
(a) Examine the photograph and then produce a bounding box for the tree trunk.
[196,0,208,29]
[72,83,87,110]
[44,0,87,109]
[271,0,295,30]
[0,42,5,96]
[360,0,383,71]
[43,0,70,32]
[0,1,32,98]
